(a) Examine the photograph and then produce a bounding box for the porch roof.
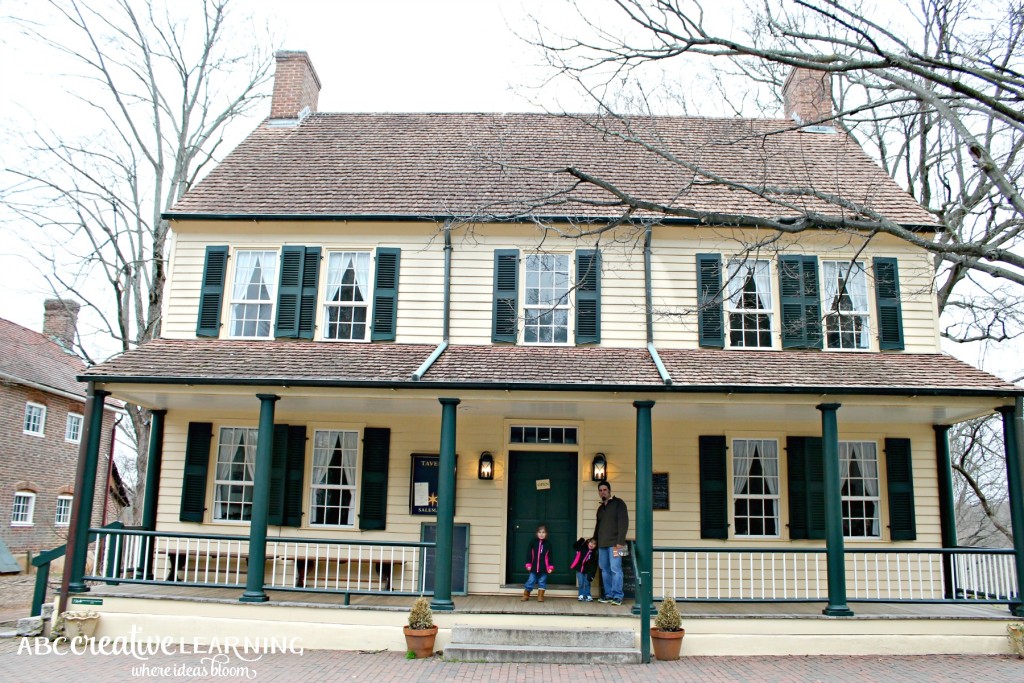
[80,339,1020,398]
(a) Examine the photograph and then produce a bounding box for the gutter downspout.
[412,224,452,380]
[644,225,672,386]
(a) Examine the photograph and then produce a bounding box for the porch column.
[997,399,1024,617]
[633,400,655,664]
[933,424,959,599]
[240,393,278,603]
[142,409,166,579]
[67,385,110,594]
[818,402,853,617]
[430,397,459,612]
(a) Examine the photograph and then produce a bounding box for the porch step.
[445,625,640,664]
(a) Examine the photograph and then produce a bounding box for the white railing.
[654,547,1018,604]
[87,528,431,595]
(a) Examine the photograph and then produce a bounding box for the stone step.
[443,643,642,665]
[450,625,635,649]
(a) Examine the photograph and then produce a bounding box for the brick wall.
[782,68,833,125]
[0,381,119,562]
[269,51,321,119]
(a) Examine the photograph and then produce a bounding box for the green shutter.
[283,426,307,527]
[267,424,289,526]
[180,422,213,523]
[696,254,724,348]
[196,246,228,337]
[787,437,825,540]
[885,437,916,540]
[873,257,905,351]
[492,249,519,343]
[275,246,321,339]
[779,255,822,349]
[699,435,729,539]
[359,427,391,530]
[371,247,401,341]
[575,249,601,344]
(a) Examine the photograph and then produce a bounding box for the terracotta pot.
[403,625,438,658]
[650,627,685,661]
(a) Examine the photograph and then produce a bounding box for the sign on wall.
[410,453,458,515]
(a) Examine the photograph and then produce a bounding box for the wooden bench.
[283,557,406,591]
[163,550,248,582]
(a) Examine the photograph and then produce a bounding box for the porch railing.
[85,527,433,597]
[654,546,1018,604]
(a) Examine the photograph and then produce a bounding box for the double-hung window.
[323,251,372,341]
[11,492,35,526]
[24,402,46,436]
[229,250,278,338]
[65,413,83,443]
[726,260,773,347]
[732,439,780,536]
[822,261,869,349]
[840,441,880,537]
[212,427,258,521]
[55,495,73,526]
[310,430,359,526]
[523,254,570,344]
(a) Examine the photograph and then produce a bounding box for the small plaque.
[536,479,551,490]
[71,597,103,605]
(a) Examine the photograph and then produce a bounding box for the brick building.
[0,300,125,569]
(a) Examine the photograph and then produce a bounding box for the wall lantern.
[591,453,607,481]
[478,451,494,480]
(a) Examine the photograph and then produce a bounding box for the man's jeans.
[597,546,623,600]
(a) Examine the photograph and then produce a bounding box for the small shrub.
[405,650,417,659]
[654,597,682,632]
[1007,622,1024,658]
[408,596,434,630]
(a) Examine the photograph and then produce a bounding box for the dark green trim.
[431,398,460,612]
[196,246,229,337]
[633,400,655,663]
[885,437,916,541]
[359,428,391,530]
[371,247,401,341]
[934,425,958,599]
[787,436,825,540]
[997,400,1024,617]
[779,255,822,349]
[283,426,306,527]
[142,410,166,531]
[267,424,290,526]
[818,402,853,617]
[240,393,278,603]
[68,387,110,594]
[698,435,729,539]
[163,212,941,233]
[275,246,320,339]
[79,372,1024,398]
[873,257,905,351]
[492,249,519,343]
[575,249,601,344]
[696,253,724,348]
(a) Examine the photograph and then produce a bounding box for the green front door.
[506,451,578,586]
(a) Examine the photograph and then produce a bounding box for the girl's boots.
[537,589,545,602]
[521,590,530,601]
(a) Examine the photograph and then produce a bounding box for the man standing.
[593,480,629,605]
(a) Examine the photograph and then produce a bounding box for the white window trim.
[227,248,279,340]
[729,437,782,539]
[321,250,373,343]
[308,429,361,528]
[725,259,775,350]
[821,260,871,351]
[839,440,882,539]
[55,494,73,526]
[212,426,259,523]
[11,492,36,526]
[65,413,83,444]
[23,402,46,437]
[522,253,573,346]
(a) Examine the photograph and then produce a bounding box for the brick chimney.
[42,298,80,350]
[270,51,321,121]
[782,67,833,126]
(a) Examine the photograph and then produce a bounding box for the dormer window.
[229,250,278,338]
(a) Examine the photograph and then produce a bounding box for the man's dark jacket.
[593,495,628,547]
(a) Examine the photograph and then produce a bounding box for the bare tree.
[525,0,1023,540]
[1,0,274,522]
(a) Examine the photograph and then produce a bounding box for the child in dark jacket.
[570,537,599,601]
[522,524,554,602]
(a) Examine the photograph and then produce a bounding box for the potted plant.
[403,596,438,658]
[61,610,100,642]
[650,597,685,660]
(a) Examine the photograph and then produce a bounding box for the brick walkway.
[0,638,1021,683]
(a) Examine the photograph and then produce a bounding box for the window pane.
[839,441,880,537]
[229,250,277,339]
[732,439,780,537]
[523,254,570,345]
[310,430,359,526]
[726,260,772,348]
[325,252,371,341]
